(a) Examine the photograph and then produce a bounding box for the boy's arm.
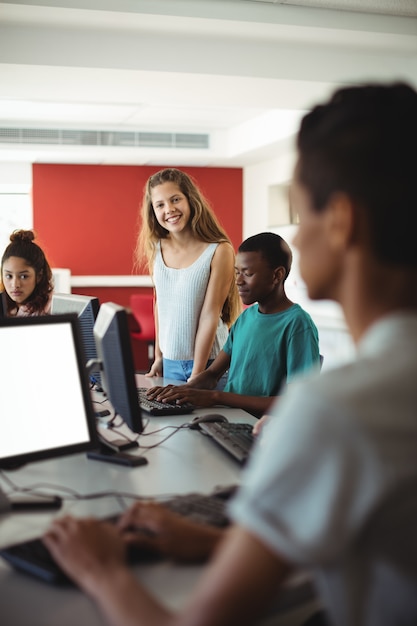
[147,351,231,403]
[149,351,278,416]
[150,385,277,417]
[204,389,277,417]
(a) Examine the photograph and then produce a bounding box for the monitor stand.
[97,433,139,453]
[86,435,147,467]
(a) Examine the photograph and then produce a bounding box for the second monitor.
[93,302,143,435]
[51,293,101,386]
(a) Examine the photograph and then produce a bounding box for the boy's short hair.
[297,82,417,267]
[238,232,292,280]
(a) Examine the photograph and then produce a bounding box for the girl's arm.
[190,242,235,379]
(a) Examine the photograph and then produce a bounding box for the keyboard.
[138,387,194,416]
[162,491,231,528]
[198,421,255,464]
[0,488,235,585]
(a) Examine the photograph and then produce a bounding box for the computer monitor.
[51,293,101,385]
[93,302,143,435]
[0,314,99,470]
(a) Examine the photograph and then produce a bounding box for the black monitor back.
[51,293,101,385]
[94,302,143,435]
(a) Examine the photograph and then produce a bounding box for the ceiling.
[0,0,416,167]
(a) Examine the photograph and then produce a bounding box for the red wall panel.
[32,164,243,276]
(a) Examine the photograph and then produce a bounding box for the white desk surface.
[0,376,319,626]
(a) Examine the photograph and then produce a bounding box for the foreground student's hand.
[118,501,223,563]
[252,414,271,437]
[43,516,126,593]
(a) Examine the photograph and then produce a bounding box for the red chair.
[129,293,156,369]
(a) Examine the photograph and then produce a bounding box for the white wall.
[243,146,296,239]
[0,162,32,252]
[243,145,356,370]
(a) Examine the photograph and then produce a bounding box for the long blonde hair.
[134,168,241,327]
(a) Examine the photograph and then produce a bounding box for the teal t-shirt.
[223,303,319,396]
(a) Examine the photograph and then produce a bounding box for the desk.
[0,376,319,626]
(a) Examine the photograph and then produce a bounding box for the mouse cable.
[105,418,189,449]
[92,396,109,407]
[135,423,190,450]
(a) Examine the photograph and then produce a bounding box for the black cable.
[139,422,188,436]
[92,397,111,407]
[0,420,191,503]
[101,416,190,449]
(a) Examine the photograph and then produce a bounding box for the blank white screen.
[0,322,91,458]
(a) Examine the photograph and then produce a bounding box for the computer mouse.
[189,413,229,430]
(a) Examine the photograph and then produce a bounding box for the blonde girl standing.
[136,168,240,382]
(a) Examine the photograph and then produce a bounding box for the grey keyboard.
[162,491,230,527]
[137,387,194,416]
[198,421,255,464]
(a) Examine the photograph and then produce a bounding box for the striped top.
[153,242,228,360]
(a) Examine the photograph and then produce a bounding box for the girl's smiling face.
[151,182,191,234]
[2,256,38,305]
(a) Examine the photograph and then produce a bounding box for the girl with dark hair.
[1,229,54,316]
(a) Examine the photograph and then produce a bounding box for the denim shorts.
[162,358,228,390]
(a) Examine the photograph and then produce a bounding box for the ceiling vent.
[0,128,210,150]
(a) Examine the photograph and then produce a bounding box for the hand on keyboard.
[42,516,128,587]
[117,499,225,563]
[146,384,217,408]
[1,489,236,584]
[137,387,194,415]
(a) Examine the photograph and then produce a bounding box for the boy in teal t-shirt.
[147,232,320,417]
[223,302,318,397]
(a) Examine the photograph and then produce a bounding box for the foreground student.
[44,82,417,626]
[147,231,320,417]
[0,229,54,316]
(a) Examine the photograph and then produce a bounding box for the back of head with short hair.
[238,232,292,281]
[296,82,417,267]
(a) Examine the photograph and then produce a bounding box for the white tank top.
[153,241,229,360]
